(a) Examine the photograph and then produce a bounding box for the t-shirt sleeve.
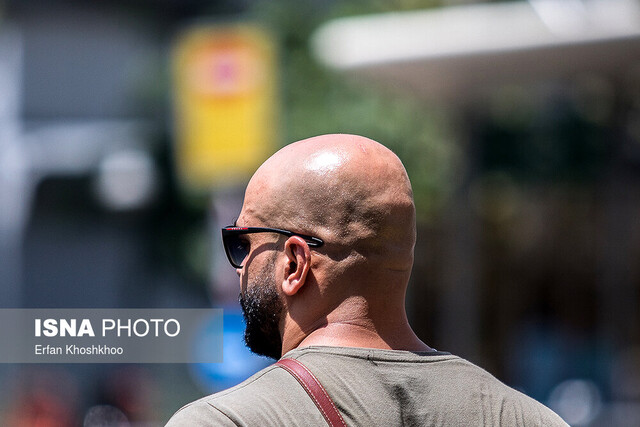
[502,401,569,427]
[165,400,237,427]
[493,387,569,427]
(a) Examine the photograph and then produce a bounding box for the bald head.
[241,134,416,275]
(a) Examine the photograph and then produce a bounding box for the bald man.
[167,134,567,426]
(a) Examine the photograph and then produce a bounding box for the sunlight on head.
[305,151,345,174]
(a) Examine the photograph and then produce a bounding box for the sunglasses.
[221,224,324,268]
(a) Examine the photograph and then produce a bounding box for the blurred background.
[0,0,639,425]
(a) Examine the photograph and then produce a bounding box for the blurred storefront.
[0,1,222,425]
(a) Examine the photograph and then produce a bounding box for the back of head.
[246,134,416,284]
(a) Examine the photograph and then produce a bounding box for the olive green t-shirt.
[166,346,567,426]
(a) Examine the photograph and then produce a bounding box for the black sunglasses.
[221,225,324,268]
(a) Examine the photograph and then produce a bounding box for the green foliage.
[330,0,442,17]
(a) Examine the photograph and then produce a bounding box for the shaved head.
[236,134,426,357]
[240,134,416,274]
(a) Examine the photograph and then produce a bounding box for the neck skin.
[280,293,433,355]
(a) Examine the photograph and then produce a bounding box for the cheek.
[241,247,282,295]
[240,255,270,294]
[240,269,248,294]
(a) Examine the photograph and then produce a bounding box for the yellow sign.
[173,24,277,189]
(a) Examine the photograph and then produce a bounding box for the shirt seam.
[207,403,239,425]
[290,347,457,364]
[204,365,281,401]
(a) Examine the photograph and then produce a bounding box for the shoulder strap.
[275,358,347,427]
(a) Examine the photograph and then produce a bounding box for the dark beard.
[239,283,284,360]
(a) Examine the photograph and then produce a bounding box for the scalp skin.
[237,134,429,355]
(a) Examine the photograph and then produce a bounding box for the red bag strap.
[275,358,347,427]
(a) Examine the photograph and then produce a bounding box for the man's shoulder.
[165,363,325,427]
[165,396,234,427]
[294,346,568,426]
[434,356,568,425]
[166,347,568,426]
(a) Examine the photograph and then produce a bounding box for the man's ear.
[281,236,311,296]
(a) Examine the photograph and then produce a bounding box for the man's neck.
[281,308,432,355]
